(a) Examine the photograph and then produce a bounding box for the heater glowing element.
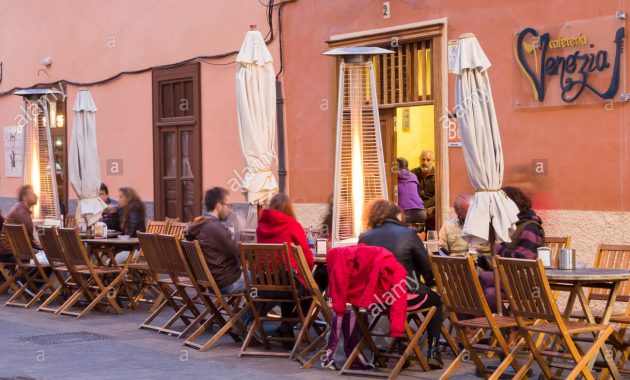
[325,47,392,247]
[15,89,62,221]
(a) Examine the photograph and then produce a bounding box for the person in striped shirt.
[478,186,545,312]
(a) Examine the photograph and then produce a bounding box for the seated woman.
[478,186,544,312]
[396,157,426,226]
[256,193,314,343]
[114,187,146,237]
[358,200,444,369]
[112,187,146,264]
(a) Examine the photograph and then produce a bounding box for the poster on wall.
[4,126,24,177]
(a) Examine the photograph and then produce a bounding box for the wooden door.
[379,108,397,203]
[152,63,201,222]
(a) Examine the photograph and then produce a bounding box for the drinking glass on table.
[426,230,439,254]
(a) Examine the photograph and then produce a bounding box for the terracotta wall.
[0,0,628,215]
[0,0,278,204]
[280,0,630,212]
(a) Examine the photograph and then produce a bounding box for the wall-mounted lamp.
[56,114,64,128]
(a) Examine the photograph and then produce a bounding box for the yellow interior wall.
[396,105,435,169]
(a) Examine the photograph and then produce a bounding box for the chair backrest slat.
[430,255,488,316]
[5,224,36,262]
[137,232,169,275]
[39,227,66,267]
[157,234,190,278]
[240,243,294,291]
[497,257,558,321]
[180,240,221,292]
[167,222,188,240]
[146,220,169,235]
[57,228,92,269]
[290,244,318,291]
[592,243,630,302]
[544,236,571,268]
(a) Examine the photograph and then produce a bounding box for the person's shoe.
[426,337,444,370]
[349,352,376,370]
[321,349,338,371]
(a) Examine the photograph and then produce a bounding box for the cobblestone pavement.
[0,296,512,380]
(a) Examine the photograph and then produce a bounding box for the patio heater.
[324,47,392,247]
[14,89,61,221]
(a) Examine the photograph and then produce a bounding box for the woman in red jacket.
[256,193,314,344]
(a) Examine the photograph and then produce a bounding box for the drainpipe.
[276,79,287,193]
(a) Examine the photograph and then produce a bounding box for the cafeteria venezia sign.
[514,17,625,106]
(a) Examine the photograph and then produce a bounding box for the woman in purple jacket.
[397,157,426,225]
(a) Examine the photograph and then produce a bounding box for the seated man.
[185,187,245,294]
[0,185,46,264]
[411,149,436,230]
[99,183,119,230]
[438,194,471,256]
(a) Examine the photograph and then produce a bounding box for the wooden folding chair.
[572,244,630,377]
[156,234,203,337]
[37,227,75,313]
[125,220,171,308]
[289,244,332,367]
[430,255,530,380]
[166,222,188,239]
[339,305,436,379]
[180,239,248,351]
[64,214,76,228]
[56,227,128,318]
[137,232,199,335]
[497,257,617,380]
[543,236,571,268]
[4,224,55,308]
[0,259,19,296]
[238,243,311,357]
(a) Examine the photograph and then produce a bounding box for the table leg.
[591,281,622,380]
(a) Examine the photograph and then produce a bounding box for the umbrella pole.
[489,225,502,316]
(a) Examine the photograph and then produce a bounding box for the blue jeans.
[220,273,247,294]
[219,273,252,326]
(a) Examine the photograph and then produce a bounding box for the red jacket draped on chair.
[327,244,408,337]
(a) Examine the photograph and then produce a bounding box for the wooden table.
[79,231,121,239]
[546,268,630,379]
[82,238,140,267]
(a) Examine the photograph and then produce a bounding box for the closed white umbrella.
[236,29,278,204]
[69,89,107,226]
[453,33,519,246]
[454,34,520,314]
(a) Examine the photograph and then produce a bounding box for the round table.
[546,268,630,283]
[545,267,630,378]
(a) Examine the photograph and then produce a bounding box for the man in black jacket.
[359,200,444,369]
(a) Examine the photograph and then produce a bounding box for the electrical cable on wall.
[0,0,286,96]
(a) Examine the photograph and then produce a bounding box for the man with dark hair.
[0,185,42,261]
[99,183,119,230]
[185,187,245,293]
